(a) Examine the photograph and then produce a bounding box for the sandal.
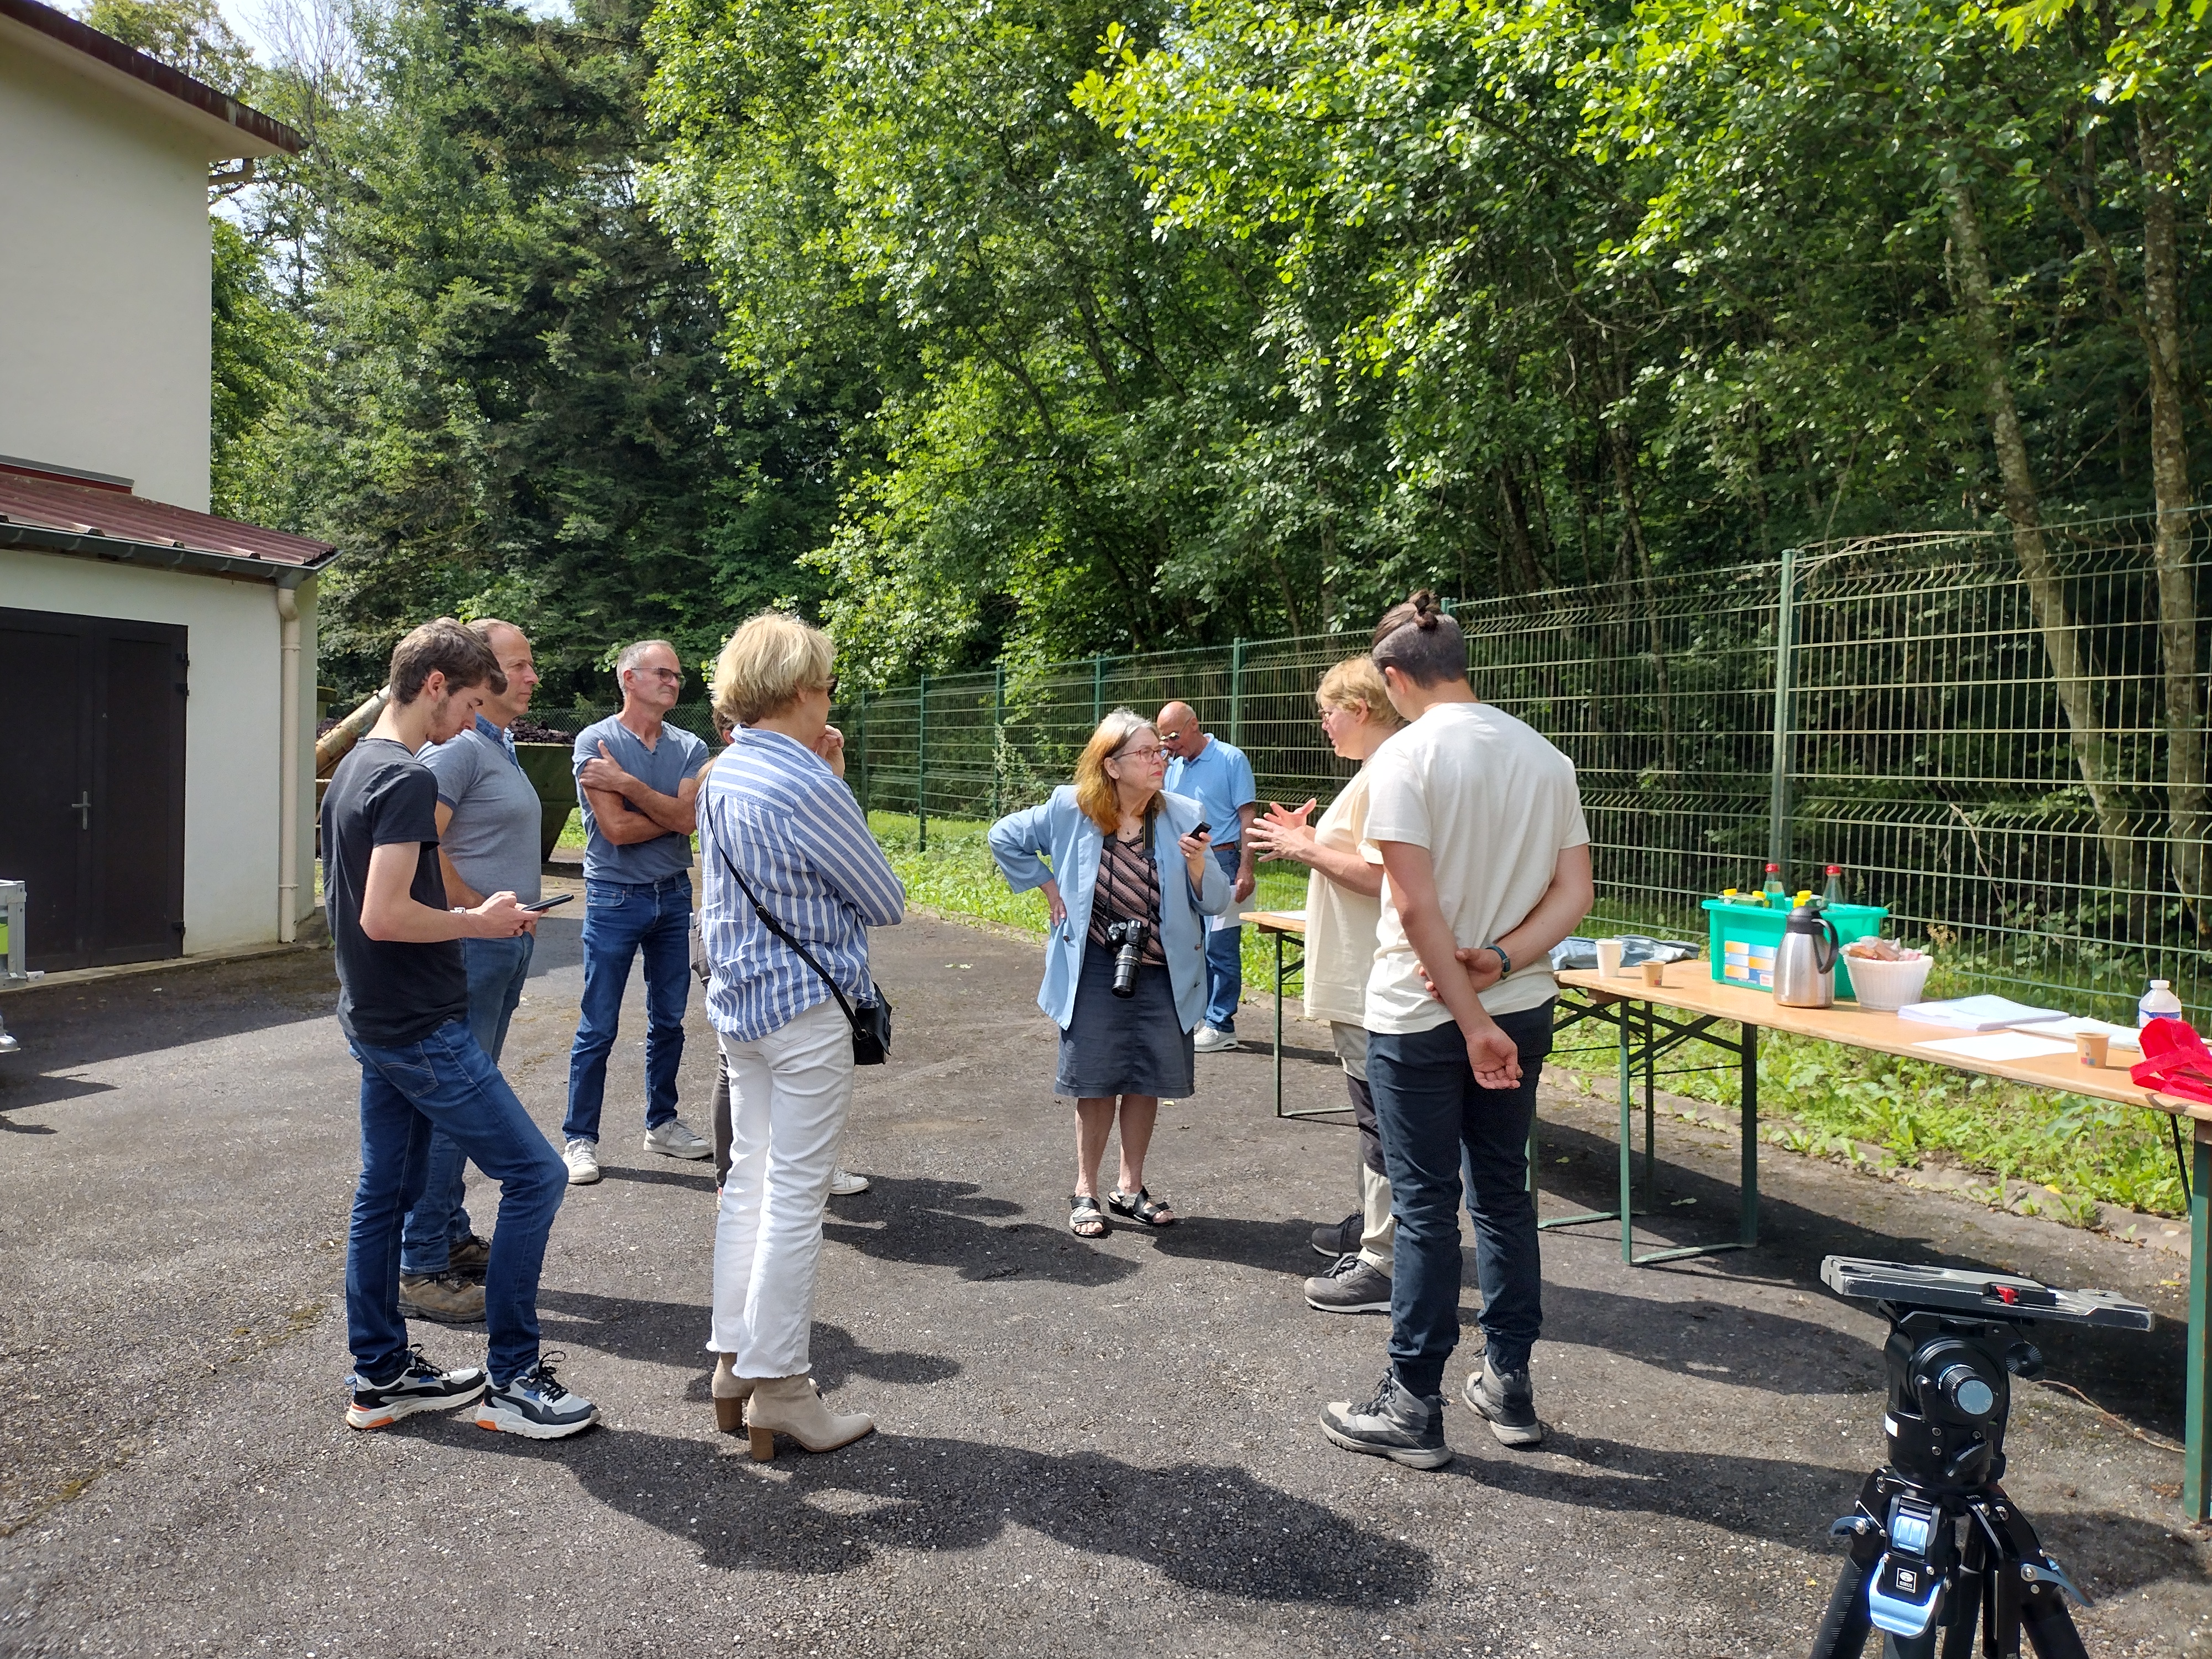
[1107,1186,1177,1228]
[1068,1194,1110,1238]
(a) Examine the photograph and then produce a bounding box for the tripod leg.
[1809,1507,1888,1659]
[1940,1522,1985,1659]
[1978,1498,2090,1659]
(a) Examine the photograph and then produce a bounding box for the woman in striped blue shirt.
[696,612,905,1460]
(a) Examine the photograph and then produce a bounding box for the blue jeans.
[562,874,691,1144]
[346,1020,567,1386]
[399,932,534,1275]
[1203,842,1243,1031]
[1367,1002,1554,1397]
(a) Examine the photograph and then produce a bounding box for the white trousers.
[709,998,854,1378]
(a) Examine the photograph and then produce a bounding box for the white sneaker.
[828,1167,871,1196]
[562,1138,601,1185]
[643,1118,711,1161]
[1192,1025,1239,1054]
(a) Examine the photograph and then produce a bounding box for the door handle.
[70,792,90,830]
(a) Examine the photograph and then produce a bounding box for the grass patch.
[865,812,2188,1223]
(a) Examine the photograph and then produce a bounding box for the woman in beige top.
[1245,656,1403,1315]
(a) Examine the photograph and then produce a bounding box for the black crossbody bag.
[714,846,891,1065]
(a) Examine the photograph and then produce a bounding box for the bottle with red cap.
[1822,864,1844,905]
[1760,863,1787,907]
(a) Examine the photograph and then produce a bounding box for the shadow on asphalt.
[460,1422,1436,1602]
[596,1162,716,1193]
[821,1176,1141,1286]
[535,1288,961,1392]
[1526,1114,2187,1437]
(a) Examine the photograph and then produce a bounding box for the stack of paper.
[2011,1015,2141,1050]
[1896,994,2069,1031]
[1913,1030,2079,1064]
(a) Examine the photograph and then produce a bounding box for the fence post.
[992,663,1005,818]
[917,673,930,854]
[1230,637,1247,752]
[1092,654,1105,729]
[856,687,869,815]
[1766,547,1799,880]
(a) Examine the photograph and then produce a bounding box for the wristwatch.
[1483,943,1512,975]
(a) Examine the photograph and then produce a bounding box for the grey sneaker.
[398,1272,486,1325]
[562,1138,602,1185]
[1319,1372,1450,1469]
[643,1119,711,1161]
[1192,1025,1239,1054]
[1463,1355,1545,1447]
[1310,1211,1361,1258]
[474,1353,599,1439]
[1305,1254,1392,1314]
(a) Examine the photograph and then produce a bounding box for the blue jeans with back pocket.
[345,1019,566,1386]
[563,874,692,1144]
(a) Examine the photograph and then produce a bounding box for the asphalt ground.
[0,906,2206,1657]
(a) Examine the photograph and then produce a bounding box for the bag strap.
[714,839,867,1030]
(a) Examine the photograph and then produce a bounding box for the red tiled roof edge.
[0,471,336,580]
[1,0,305,155]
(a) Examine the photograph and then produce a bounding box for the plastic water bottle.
[1761,863,1787,907]
[1822,865,1845,905]
[2138,978,2184,1028]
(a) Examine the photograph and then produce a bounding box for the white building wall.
[0,549,319,953]
[0,48,212,511]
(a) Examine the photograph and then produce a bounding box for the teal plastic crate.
[1703,898,1888,999]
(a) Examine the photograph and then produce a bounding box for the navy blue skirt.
[1056,941,1196,1100]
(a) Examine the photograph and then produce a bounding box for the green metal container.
[1704,896,1887,999]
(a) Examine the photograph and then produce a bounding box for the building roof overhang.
[0,465,336,587]
[0,0,304,159]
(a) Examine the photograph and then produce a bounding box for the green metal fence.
[838,510,2212,1025]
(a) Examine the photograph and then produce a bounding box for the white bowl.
[1845,952,1933,1011]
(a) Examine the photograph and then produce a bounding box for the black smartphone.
[1192,821,1211,838]
[521,893,575,913]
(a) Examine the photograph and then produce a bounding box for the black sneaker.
[346,1345,487,1430]
[1305,1254,1392,1314]
[1463,1355,1545,1447]
[474,1353,600,1439]
[1309,1212,1361,1259]
[1319,1373,1451,1469]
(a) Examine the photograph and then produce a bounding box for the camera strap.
[713,841,875,1032]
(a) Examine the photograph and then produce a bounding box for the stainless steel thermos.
[1773,901,1840,1008]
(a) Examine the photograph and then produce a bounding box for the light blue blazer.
[988,786,1233,1032]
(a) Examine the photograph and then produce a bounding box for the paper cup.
[1639,959,1666,987]
[1595,938,1625,977]
[2075,1031,2110,1068]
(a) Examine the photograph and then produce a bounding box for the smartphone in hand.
[521,893,575,913]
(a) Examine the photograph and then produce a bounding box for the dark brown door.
[0,606,187,971]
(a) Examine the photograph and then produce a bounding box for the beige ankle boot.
[743,1374,873,1461]
[711,1353,755,1434]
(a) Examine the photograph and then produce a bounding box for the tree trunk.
[1948,180,2150,937]
[2138,103,2206,938]
[1607,420,1679,774]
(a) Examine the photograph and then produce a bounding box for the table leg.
[1272,930,1284,1119]
[1619,997,1635,1266]
[2189,1119,2210,1520]
[1740,1022,1760,1249]
[1643,1001,1658,1212]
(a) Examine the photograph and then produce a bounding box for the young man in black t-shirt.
[325,618,596,1438]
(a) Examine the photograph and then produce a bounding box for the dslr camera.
[1104,917,1149,998]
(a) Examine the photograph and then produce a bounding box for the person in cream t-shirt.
[1319,591,1593,1473]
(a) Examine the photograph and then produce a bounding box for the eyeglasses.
[1113,744,1168,763]
[824,674,840,697]
[636,666,685,685]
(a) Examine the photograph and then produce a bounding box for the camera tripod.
[1807,1258,2152,1659]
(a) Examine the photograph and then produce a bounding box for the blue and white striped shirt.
[698,727,905,1042]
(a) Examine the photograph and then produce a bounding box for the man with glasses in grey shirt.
[397,618,549,1323]
[560,639,711,1184]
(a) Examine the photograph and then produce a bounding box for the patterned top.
[1087,828,1166,963]
[697,728,906,1041]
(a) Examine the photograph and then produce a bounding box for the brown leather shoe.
[398,1272,486,1325]
[447,1235,491,1279]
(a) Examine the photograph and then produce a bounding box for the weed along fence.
[838,509,2212,1027]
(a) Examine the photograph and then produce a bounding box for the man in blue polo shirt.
[561,638,711,1185]
[1159,699,1258,1052]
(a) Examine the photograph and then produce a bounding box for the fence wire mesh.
[838,509,2211,1025]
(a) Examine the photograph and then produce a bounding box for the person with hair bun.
[1318,589,1593,1472]
[987,710,1232,1239]
[696,611,905,1459]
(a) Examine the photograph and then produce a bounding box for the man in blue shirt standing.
[561,639,712,1184]
[1159,700,1258,1052]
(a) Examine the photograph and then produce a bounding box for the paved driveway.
[0,911,2204,1657]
